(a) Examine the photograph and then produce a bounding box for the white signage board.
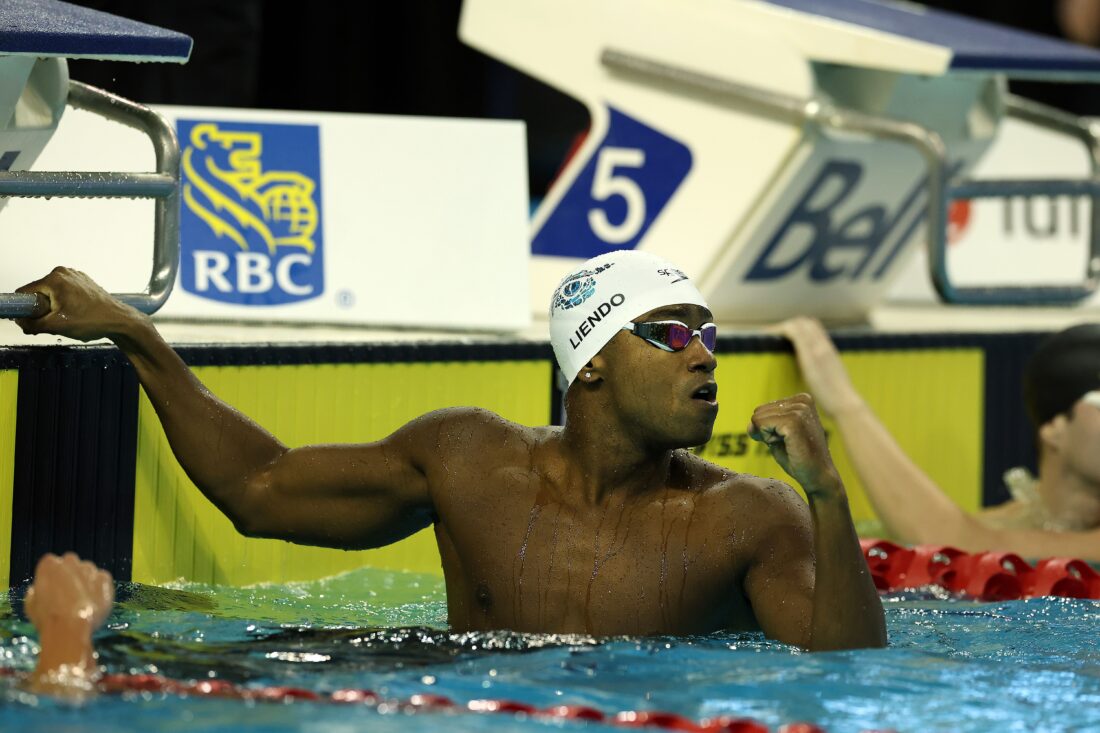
[0,104,531,331]
[888,116,1097,305]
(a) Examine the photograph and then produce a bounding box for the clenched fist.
[748,393,843,499]
[24,552,115,634]
[23,552,115,697]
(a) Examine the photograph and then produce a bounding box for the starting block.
[0,0,191,319]
[461,0,1100,320]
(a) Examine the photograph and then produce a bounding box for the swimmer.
[13,253,885,650]
[778,317,1100,561]
[19,552,114,699]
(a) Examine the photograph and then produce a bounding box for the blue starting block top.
[0,0,191,62]
[765,0,1100,77]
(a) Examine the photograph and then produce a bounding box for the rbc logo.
[178,120,324,305]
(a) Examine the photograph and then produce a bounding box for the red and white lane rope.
[861,539,1100,601]
[1,666,899,732]
[104,672,902,733]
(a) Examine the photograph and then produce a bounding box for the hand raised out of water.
[748,393,843,500]
[773,317,864,417]
[25,552,115,636]
[23,552,114,697]
[14,266,139,343]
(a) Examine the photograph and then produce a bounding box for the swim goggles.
[621,320,717,352]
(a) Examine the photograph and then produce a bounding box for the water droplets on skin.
[512,501,541,622]
[539,505,563,629]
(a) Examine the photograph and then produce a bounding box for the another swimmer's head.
[548,250,710,387]
[1024,323,1100,430]
[1024,324,1100,481]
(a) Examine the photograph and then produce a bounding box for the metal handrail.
[927,95,1100,304]
[600,48,1099,306]
[0,80,180,319]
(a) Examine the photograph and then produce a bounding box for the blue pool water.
[2,567,1099,732]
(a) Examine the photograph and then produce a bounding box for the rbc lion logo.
[178,120,324,305]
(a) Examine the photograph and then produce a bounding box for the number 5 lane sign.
[532,107,692,259]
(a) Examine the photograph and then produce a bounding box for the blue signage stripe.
[763,0,1100,75]
[0,0,192,60]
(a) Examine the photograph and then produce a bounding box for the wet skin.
[428,415,812,636]
[13,268,883,650]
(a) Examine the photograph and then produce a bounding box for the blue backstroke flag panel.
[0,0,192,62]
[764,0,1100,76]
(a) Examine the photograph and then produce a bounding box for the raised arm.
[23,552,114,699]
[776,317,995,549]
[14,267,435,549]
[745,394,887,651]
[775,319,1100,561]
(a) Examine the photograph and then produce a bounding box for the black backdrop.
[64,2,1100,201]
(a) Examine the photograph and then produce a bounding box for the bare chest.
[434,473,752,635]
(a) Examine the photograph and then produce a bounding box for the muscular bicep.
[741,496,816,648]
[238,417,439,549]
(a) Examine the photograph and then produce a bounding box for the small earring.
[585,372,592,379]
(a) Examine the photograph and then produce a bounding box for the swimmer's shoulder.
[394,408,559,489]
[676,450,808,521]
[397,406,551,451]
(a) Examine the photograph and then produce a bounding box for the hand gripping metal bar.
[600,49,1100,306]
[0,80,180,319]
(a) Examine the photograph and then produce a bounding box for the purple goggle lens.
[624,321,717,352]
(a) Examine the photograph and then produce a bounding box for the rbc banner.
[532,107,692,259]
[1,105,530,330]
[178,120,324,305]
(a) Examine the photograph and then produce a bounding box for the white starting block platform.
[0,0,192,320]
[462,0,1100,322]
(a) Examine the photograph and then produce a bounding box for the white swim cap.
[549,250,709,385]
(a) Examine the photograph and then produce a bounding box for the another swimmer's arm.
[776,317,981,547]
[827,402,987,547]
[767,320,1098,561]
[747,394,887,651]
[23,553,114,699]
[956,525,1100,564]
